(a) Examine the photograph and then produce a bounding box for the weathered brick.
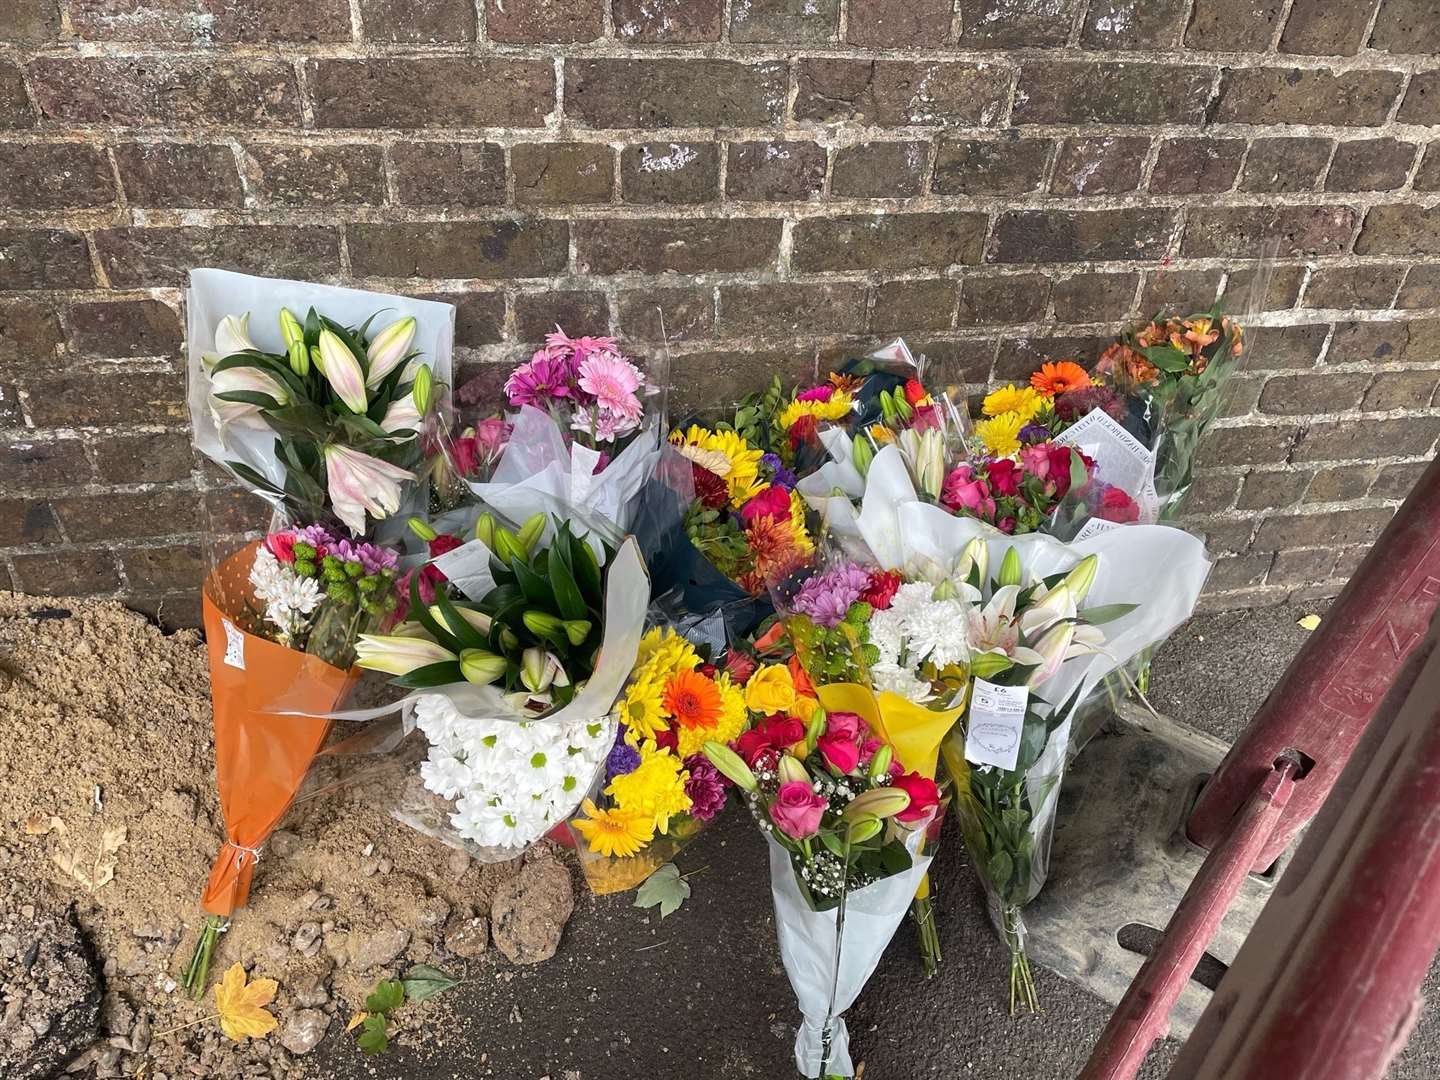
[1293,417,1440,463]
[1398,71,1440,125]
[613,0,722,41]
[361,0,475,41]
[991,208,1174,263]
[795,60,1009,128]
[24,371,186,427]
[349,221,568,279]
[1050,137,1148,196]
[1370,0,1440,54]
[487,0,601,42]
[1238,137,1332,194]
[793,213,986,272]
[243,143,386,206]
[1254,508,1394,549]
[958,0,1082,46]
[95,226,340,287]
[119,544,205,593]
[1180,472,1241,514]
[1141,269,1222,314]
[1266,548,1336,586]
[958,274,1049,326]
[1327,319,1440,365]
[832,142,928,199]
[28,57,302,127]
[0,0,59,42]
[309,60,554,128]
[995,334,1101,381]
[1372,460,1429,499]
[1082,0,1190,48]
[513,143,614,206]
[1214,68,1404,126]
[1181,206,1358,259]
[1052,272,1139,322]
[0,230,93,290]
[621,142,720,205]
[1357,205,1440,256]
[718,283,866,336]
[1,440,89,490]
[1302,267,1405,310]
[1397,266,1440,309]
[871,280,956,333]
[1208,553,1274,589]
[11,551,120,596]
[1013,62,1213,125]
[0,498,61,545]
[848,0,953,46]
[569,60,786,128]
[1416,146,1440,192]
[91,432,196,484]
[0,384,22,427]
[725,141,826,201]
[914,339,996,385]
[1218,375,1263,418]
[575,219,781,274]
[1278,0,1374,55]
[617,287,715,341]
[1187,0,1281,55]
[0,61,33,130]
[0,143,114,211]
[1224,264,1306,312]
[438,292,506,347]
[1149,138,1244,195]
[1362,370,1440,411]
[53,490,200,543]
[0,298,64,373]
[1258,373,1371,415]
[114,143,245,208]
[70,300,181,358]
[392,143,506,206]
[729,0,837,43]
[514,290,609,342]
[669,348,815,412]
[1194,422,1299,468]
[1303,463,1378,503]
[66,0,350,41]
[932,138,1049,195]
[1326,139,1416,193]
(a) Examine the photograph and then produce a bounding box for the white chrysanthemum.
[871,661,935,705]
[903,597,972,669]
[249,547,323,641]
[419,748,473,801]
[867,608,906,667]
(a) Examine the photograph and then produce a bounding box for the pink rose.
[739,486,791,523]
[1019,444,1052,482]
[824,711,863,743]
[890,772,941,824]
[941,466,996,520]
[818,732,861,774]
[769,781,827,840]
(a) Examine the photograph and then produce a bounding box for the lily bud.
[847,816,883,844]
[459,648,508,686]
[521,647,554,692]
[1063,553,1100,604]
[969,651,1014,680]
[354,633,457,676]
[278,308,308,376]
[563,619,592,647]
[429,604,491,637]
[316,329,368,413]
[842,787,911,822]
[958,536,988,587]
[932,578,958,602]
[1020,583,1073,638]
[802,705,827,757]
[523,610,564,638]
[410,362,433,416]
[408,517,437,542]
[475,512,495,550]
[516,512,546,555]
[494,528,526,565]
[777,755,810,785]
[852,435,874,478]
[998,547,1022,588]
[366,316,417,388]
[867,744,893,780]
[703,740,758,793]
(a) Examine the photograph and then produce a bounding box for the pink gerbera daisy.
[576,350,643,422]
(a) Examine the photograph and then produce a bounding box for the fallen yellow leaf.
[1297,613,1322,631]
[346,1011,369,1032]
[214,962,279,1042]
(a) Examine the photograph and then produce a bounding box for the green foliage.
[401,965,460,1004]
[633,862,690,919]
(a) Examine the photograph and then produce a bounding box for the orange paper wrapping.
[198,540,359,917]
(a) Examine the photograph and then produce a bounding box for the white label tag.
[222,618,246,670]
[964,678,1029,771]
[1073,517,1121,542]
[1054,408,1160,523]
[570,444,602,505]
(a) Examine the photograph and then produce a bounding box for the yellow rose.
[788,694,821,724]
[744,664,796,714]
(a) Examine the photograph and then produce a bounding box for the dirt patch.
[0,592,572,1078]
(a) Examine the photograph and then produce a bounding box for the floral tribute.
[503,328,647,455]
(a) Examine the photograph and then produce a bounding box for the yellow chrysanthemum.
[975,412,1026,457]
[606,746,692,833]
[776,390,854,432]
[572,798,656,858]
[619,665,670,741]
[635,626,700,681]
[669,425,765,508]
[982,384,1046,422]
[676,672,748,759]
[786,491,814,554]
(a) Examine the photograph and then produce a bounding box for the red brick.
[1193,422,1300,468]
[932,138,1050,196]
[1292,418,1440,463]
[1356,205,1440,257]
[1253,508,1394,549]
[1013,62,1213,125]
[575,219,780,274]
[1397,266,1440,309]
[1327,319,1440,365]
[514,290,609,342]
[95,226,340,288]
[1304,465,1378,504]
[0,61,33,130]
[0,297,64,373]
[729,0,837,43]
[53,490,199,542]
[0,144,115,210]
[0,0,59,42]
[991,208,1174,263]
[1362,370,1440,411]
[847,0,953,46]
[620,142,720,205]
[1416,146,1440,192]
[487,0,601,42]
[114,143,245,209]
[28,57,302,127]
[1398,72,1440,125]
[995,335,1099,381]
[66,0,351,41]
[0,230,94,290]
[1236,468,1310,510]
[793,213,986,272]
[668,348,816,413]
[392,143,506,207]
[832,142,928,199]
[70,300,181,359]
[717,283,867,336]
[24,371,187,427]
[1181,206,1358,259]
[308,60,554,128]
[1208,553,1273,589]
[1149,138,1244,195]
[1224,265,1307,312]
[361,0,475,41]
[871,280,957,333]
[428,292,505,348]
[795,60,1009,128]
[569,60,786,128]
[11,550,120,595]
[348,221,568,279]
[1049,137,1148,196]
[726,141,826,201]
[1372,461,1429,500]
[1266,549,1337,587]
[513,143,614,206]
[1052,272,1139,322]
[958,0,1081,45]
[1301,267,1405,310]
[1178,472,1240,514]
[243,143,386,206]
[613,0,722,42]
[1215,68,1404,126]
[118,544,205,592]
[1141,269,1222,313]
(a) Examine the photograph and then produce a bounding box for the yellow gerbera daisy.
[606,747,692,833]
[572,798,655,858]
[975,412,1026,457]
[670,425,764,507]
[982,384,1046,422]
[786,491,814,554]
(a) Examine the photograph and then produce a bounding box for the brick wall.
[1,0,1438,627]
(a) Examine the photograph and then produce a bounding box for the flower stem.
[913,892,942,978]
[179,915,227,1000]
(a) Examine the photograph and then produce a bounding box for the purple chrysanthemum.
[791,562,872,627]
[605,735,642,783]
[683,755,728,822]
[761,453,798,491]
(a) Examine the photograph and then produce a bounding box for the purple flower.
[683,755,728,822]
[605,734,642,783]
[1018,422,1052,445]
[294,524,335,550]
[791,562,873,627]
[761,453,797,491]
[504,350,575,409]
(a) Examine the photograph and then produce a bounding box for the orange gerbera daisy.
[1030,360,1091,396]
[663,669,723,730]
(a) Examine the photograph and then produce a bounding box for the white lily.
[1020,584,1075,638]
[209,364,288,431]
[898,426,946,500]
[202,313,257,369]
[323,443,414,535]
[1026,621,1076,687]
[429,605,492,636]
[355,633,456,675]
[316,329,368,413]
[366,316,417,387]
[380,394,422,436]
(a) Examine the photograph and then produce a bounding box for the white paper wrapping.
[186,268,456,492]
[770,825,932,1078]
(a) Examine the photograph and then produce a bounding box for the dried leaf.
[345,1012,369,1033]
[1297,613,1322,631]
[214,962,279,1042]
[24,813,64,836]
[53,824,126,893]
[633,862,689,919]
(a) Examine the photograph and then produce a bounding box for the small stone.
[268,831,300,859]
[489,853,574,965]
[445,917,488,959]
[279,1010,328,1056]
[130,1016,151,1055]
[298,890,320,910]
[377,857,392,875]
[350,928,410,972]
[291,923,321,957]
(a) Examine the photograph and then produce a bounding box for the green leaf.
[431,588,489,650]
[357,1013,389,1055]
[214,389,282,410]
[364,979,405,1015]
[987,849,1014,890]
[1081,602,1139,625]
[408,573,460,652]
[547,546,588,622]
[511,556,553,609]
[401,964,459,1004]
[633,862,690,919]
[391,660,465,689]
[1069,450,1090,495]
[1140,345,1190,373]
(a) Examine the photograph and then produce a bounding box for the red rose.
[910,403,941,432]
[1048,446,1092,499]
[860,570,901,610]
[903,378,928,406]
[1097,486,1141,524]
[724,652,759,684]
[824,711,863,742]
[740,486,791,524]
[734,715,806,764]
[789,414,819,452]
[890,771,941,823]
[653,724,679,755]
[692,463,730,509]
[997,516,1018,534]
[987,458,1021,498]
[818,732,861,774]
